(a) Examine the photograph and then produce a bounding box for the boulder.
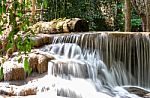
[31,34,54,48]
[124,86,150,97]
[18,87,37,96]
[31,36,44,47]
[37,54,49,74]
[28,53,38,71]
[2,61,25,81]
[28,51,55,74]
[144,93,150,98]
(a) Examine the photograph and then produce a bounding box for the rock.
[41,35,50,44]
[31,36,44,47]
[0,86,16,96]
[35,50,56,61]
[144,93,150,98]
[31,34,54,48]
[48,59,89,78]
[0,74,54,97]
[18,87,37,96]
[28,51,55,73]
[37,54,49,74]
[3,61,25,81]
[36,34,52,45]
[124,86,150,97]
[28,53,38,71]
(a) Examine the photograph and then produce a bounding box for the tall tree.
[131,0,147,31]
[124,0,131,31]
[145,0,150,31]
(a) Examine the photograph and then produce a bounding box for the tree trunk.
[140,14,147,31]
[131,0,146,31]
[31,0,36,22]
[124,0,131,32]
[146,0,150,31]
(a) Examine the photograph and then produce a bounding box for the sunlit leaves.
[16,34,33,55]
[0,66,4,80]
[0,0,34,77]
[24,56,32,76]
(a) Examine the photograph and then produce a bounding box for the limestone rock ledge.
[2,61,25,81]
[28,50,56,74]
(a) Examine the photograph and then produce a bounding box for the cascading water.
[40,32,150,98]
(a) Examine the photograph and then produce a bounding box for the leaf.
[2,5,6,13]
[17,11,23,17]
[0,26,2,35]
[0,7,2,15]
[43,0,48,8]
[24,57,32,76]
[0,66,4,80]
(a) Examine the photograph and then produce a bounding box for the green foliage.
[41,0,112,31]
[0,0,34,76]
[131,9,142,31]
[16,34,34,55]
[113,1,124,31]
[0,0,34,56]
[0,66,4,80]
[131,19,142,31]
[24,56,32,76]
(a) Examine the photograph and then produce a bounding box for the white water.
[39,32,150,98]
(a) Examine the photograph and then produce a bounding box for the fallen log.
[31,18,89,34]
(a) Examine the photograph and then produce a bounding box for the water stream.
[40,32,150,98]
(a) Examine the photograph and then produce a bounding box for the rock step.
[28,50,56,74]
[31,34,54,47]
[48,59,89,78]
[2,61,25,81]
[1,51,56,81]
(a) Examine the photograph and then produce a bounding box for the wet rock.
[0,74,55,97]
[28,51,55,74]
[48,59,89,78]
[28,53,38,71]
[124,86,150,97]
[31,36,44,47]
[36,34,53,45]
[31,34,54,48]
[0,85,37,96]
[36,50,56,61]
[0,86,16,96]
[36,54,49,74]
[144,93,150,98]
[3,61,25,81]
[18,87,37,96]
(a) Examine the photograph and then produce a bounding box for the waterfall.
[40,32,150,98]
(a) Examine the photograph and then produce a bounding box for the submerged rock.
[48,59,89,78]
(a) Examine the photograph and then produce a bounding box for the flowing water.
[40,32,150,98]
